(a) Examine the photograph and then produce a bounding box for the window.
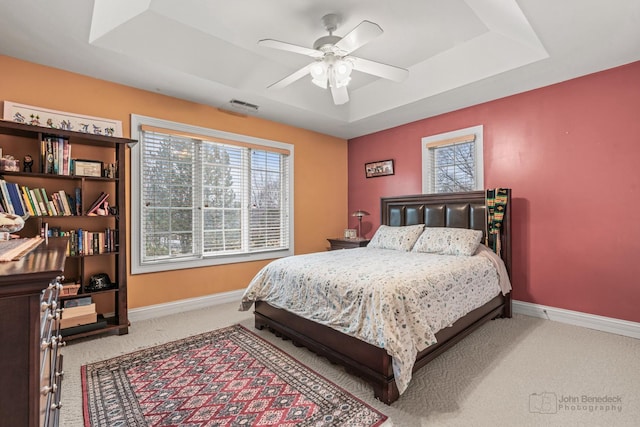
[130,115,294,274]
[422,125,484,193]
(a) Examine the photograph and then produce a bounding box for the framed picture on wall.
[365,159,394,178]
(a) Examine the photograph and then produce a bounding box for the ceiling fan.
[259,14,409,105]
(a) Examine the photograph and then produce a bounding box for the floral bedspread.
[239,247,506,394]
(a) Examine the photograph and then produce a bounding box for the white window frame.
[421,125,484,194]
[130,114,294,274]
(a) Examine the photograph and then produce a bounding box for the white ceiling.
[1,0,639,139]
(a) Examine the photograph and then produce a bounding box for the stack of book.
[0,178,80,217]
[60,296,97,329]
[41,136,71,175]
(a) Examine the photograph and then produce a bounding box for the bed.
[240,190,512,404]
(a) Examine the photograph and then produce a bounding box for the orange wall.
[0,55,348,308]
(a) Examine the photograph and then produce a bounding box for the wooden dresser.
[0,238,67,427]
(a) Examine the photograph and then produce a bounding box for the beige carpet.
[60,302,640,427]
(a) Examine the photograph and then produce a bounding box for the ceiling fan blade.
[267,64,312,90]
[334,20,383,55]
[351,56,409,82]
[331,85,349,105]
[258,39,323,58]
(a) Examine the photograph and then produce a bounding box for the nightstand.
[327,237,370,250]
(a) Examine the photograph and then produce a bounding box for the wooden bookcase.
[0,119,136,340]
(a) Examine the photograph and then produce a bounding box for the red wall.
[348,61,640,323]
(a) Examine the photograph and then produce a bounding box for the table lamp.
[351,210,370,238]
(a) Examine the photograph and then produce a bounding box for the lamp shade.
[352,210,370,218]
[331,59,353,88]
[310,61,328,88]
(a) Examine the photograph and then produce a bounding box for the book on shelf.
[0,179,33,217]
[60,317,108,337]
[64,227,116,255]
[28,187,40,216]
[48,198,58,216]
[40,188,53,216]
[64,191,74,215]
[54,190,73,215]
[20,186,36,216]
[33,188,47,215]
[41,136,71,175]
[51,192,62,216]
[74,187,82,216]
[0,179,15,215]
[86,192,109,215]
[77,228,83,254]
[63,296,92,308]
[0,180,80,218]
[63,141,71,175]
[62,302,96,318]
[42,137,54,174]
[28,189,41,216]
[59,312,97,329]
[6,182,26,217]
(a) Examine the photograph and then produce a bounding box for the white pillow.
[367,224,425,252]
[411,227,483,256]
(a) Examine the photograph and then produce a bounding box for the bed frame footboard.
[254,293,509,404]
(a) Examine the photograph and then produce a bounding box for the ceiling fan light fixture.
[310,61,328,88]
[310,58,352,90]
[332,59,352,88]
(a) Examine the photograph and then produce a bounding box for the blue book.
[6,182,25,216]
[74,187,82,216]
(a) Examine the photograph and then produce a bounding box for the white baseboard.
[128,294,640,340]
[513,300,640,340]
[128,289,245,322]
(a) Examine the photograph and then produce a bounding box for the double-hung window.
[130,115,294,274]
[422,125,484,194]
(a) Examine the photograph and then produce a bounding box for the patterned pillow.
[411,227,483,256]
[367,224,425,251]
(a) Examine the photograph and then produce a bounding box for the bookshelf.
[0,119,136,341]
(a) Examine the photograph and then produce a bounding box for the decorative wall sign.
[365,159,394,178]
[3,101,123,137]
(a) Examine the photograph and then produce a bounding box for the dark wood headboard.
[380,190,512,277]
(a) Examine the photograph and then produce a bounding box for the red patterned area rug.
[82,324,387,426]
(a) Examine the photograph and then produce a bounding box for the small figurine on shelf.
[104,162,117,178]
[23,154,33,172]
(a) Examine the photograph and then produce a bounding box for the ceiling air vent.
[229,99,259,113]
